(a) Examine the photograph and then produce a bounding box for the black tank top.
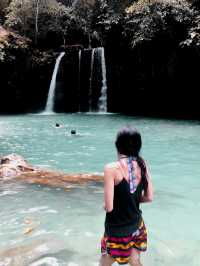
[105,177,144,237]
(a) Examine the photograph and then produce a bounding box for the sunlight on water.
[0,114,200,265]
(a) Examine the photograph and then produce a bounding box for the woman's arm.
[103,164,115,212]
[140,163,153,203]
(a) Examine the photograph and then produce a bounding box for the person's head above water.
[115,126,142,157]
[55,123,60,127]
[71,129,76,135]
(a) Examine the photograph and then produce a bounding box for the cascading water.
[97,47,107,113]
[89,48,96,111]
[44,52,65,113]
[78,50,82,112]
[42,48,107,114]
[78,50,82,87]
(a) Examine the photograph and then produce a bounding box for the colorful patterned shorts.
[101,220,147,265]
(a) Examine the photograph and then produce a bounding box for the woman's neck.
[118,154,138,160]
[118,154,128,160]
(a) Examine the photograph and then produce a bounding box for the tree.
[0,0,12,23]
[5,0,71,46]
[72,0,97,47]
[5,0,35,36]
[35,0,40,45]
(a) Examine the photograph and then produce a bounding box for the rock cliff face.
[0,0,200,118]
[0,27,56,113]
[102,0,200,118]
[0,27,28,113]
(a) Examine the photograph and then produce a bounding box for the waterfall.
[89,48,96,111]
[78,50,82,112]
[78,50,82,88]
[44,52,65,113]
[97,47,107,113]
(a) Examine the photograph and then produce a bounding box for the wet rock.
[0,238,67,266]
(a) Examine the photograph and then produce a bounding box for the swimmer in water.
[71,130,76,135]
[55,123,63,128]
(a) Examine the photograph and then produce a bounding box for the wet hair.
[115,126,142,157]
[55,123,60,127]
[71,130,76,135]
[115,126,148,189]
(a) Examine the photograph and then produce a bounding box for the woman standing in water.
[100,126,153,266]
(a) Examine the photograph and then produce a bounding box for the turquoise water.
[0,114,200,265]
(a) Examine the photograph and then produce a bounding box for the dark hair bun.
[115,126,142,157]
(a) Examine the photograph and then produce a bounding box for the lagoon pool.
[0,113,199,265]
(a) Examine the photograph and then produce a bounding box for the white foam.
[20,206,48,214]
[64,229,72,236]
[84,231,94,237]
[30,257,59,266]
[34,244,49,253]
[0,257,12,266]
[45,210,58,214]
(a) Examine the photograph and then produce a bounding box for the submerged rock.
[0,238,67,266]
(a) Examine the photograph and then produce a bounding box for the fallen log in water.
[0,154,103,187]
[16,170,103,187]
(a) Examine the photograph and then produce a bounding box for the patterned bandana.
[127,157,137,194]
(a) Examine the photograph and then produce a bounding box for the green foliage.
[72,0,97,39]
[2,0,199,49]
[0,27,10,61]
[0,0,11,13]
[0,0,11,22]
[5,0,72,45]
[0,27,29,62]
[188,0,200,9]
[3,0,139,47]
[0,46,7,62]
[123,0,194,48]
[126,0,157,13]
[126,0,193,14]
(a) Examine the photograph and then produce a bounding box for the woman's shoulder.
[104,161,119,171]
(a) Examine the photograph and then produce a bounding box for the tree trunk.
[21,0,26,35]
[35,0,40,45]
